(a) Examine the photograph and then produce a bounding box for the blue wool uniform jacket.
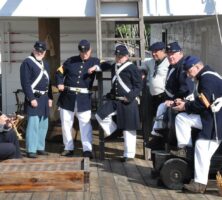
[55,55,100,112]
[20,54,52,117]
[185,65,222,140]
[165,57,194,99]
[97,61,143,130]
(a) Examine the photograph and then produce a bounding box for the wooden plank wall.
[0,18,115,114]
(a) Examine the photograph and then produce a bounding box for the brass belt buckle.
[75,88,81,93]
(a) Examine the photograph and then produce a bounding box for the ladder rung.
[102,37,141,41]
[102,57,142,61]
[129,57,143,61]
[101,17,140,22]
[101,57,115,61]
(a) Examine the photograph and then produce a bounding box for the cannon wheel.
[160,158,192,190]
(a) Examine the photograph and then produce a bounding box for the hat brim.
[115,52,128,56]
[114,50,129,56]
[149,48,164,52]
[166,50,181,53]
[78,45,90,52]
[34,48,46,52]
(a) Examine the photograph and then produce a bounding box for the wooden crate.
[0,157,89,192]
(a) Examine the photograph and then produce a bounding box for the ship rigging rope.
[213,0,222,45]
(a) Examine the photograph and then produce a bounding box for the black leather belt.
[153,92,165,99]
[34,91,48,98]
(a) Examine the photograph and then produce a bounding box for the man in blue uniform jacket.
[172,56,222,193]
[20,41,53,158]
[55,40,100,158]
[0,113,22,160]
[93,45,143,162]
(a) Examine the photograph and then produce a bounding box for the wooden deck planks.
[12,193,33,200]
[0,130,220,199]
[110,160,137,200]
[48,192,67,200]
[0,193,15,200]
[97,159,120,200]
[31,192,50,200]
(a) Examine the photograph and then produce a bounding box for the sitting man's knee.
[175,112,186,123]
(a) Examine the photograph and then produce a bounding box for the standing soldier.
[93,45,143,162]
[140,42,169,142]
[20,41,53,158]
[55,39,100,159]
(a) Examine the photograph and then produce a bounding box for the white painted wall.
[0,0,96,17]
[144,0,222,16]
[0,20,39,113]
[1,0,222,17]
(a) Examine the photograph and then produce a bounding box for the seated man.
[0,113,22,160]
[172,56,222,193]
[148,42,194,150]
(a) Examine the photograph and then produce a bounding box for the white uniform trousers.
[175,113,202,148]
[151,102,167,136]
[175,112,221,185]
[60,107,92,152]
[95,113,137,158]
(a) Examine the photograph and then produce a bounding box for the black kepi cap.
[34,41,46,52]
[78,40,90,52]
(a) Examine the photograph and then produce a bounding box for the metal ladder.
[96,0,145,160]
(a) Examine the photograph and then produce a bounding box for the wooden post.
[38,18,60,124]
[38,18,60,85]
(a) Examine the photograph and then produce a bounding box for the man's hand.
[164,100,174,107]
[0,114,13,128]
[88,65,98,74]
[211,97,222,113]
[31,99,38,107]
[48,99,53,108]
[0,114,8,125]
[172,100,186,111]
[141,74,146,80]
[123,96,129,103]
[57,84,65,91]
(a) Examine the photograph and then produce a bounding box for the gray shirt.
[140,57,170,96]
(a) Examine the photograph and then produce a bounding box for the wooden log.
[0,157,89,192]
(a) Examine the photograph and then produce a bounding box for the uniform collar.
[79,55,90,63]
[31,53,43,64]
[155,56,167,66]
[196,65,212,79]
[171,57,184,68]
